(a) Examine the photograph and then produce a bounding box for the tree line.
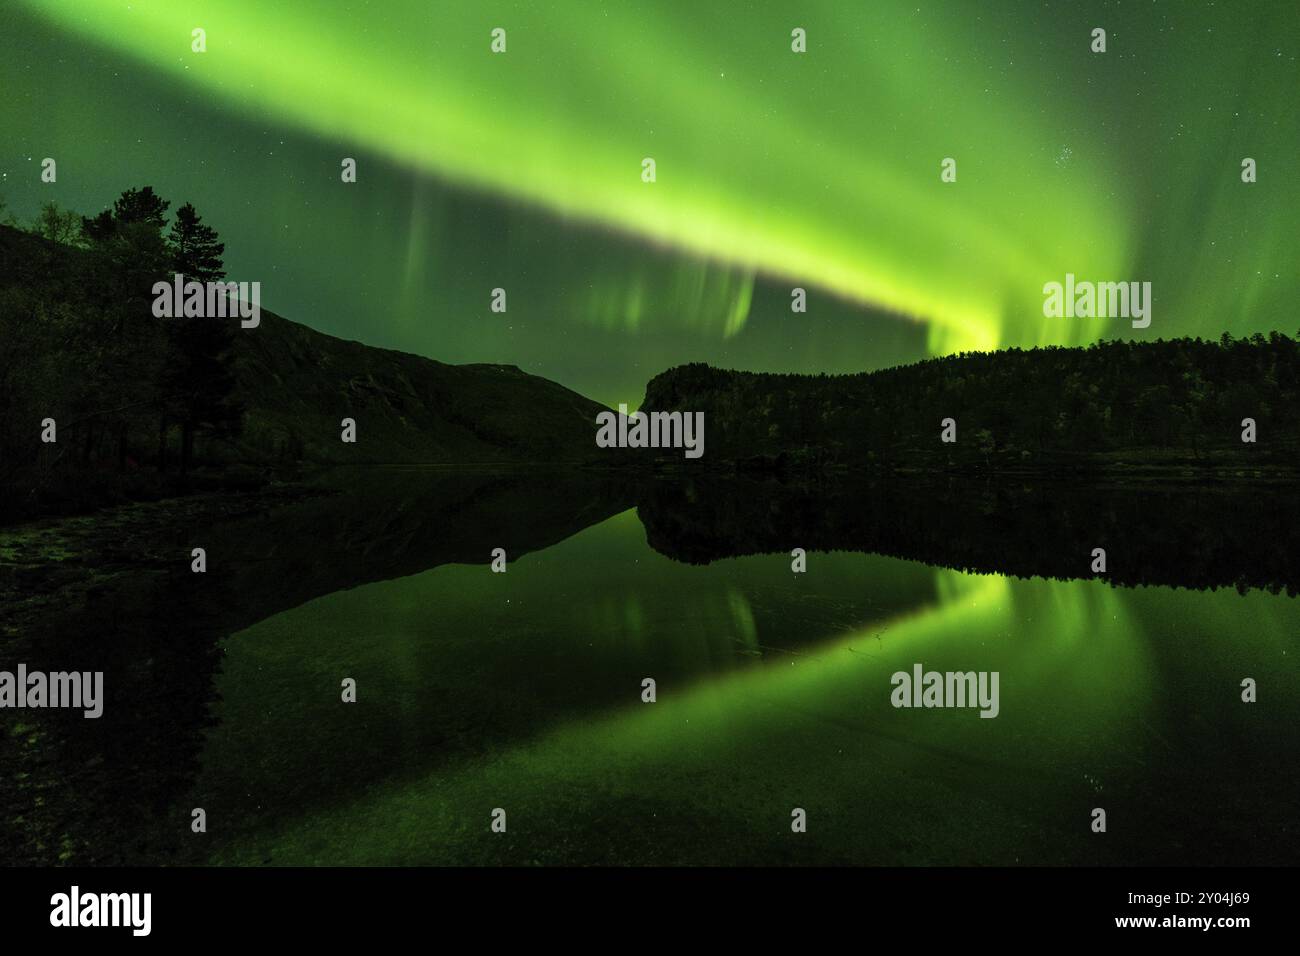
[643,333,1300,472]
[0,187,242,518]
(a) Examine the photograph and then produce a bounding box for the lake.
[3,469,1296,865]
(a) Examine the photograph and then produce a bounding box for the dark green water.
[190,499,1298,866]
[3,471,1297,866]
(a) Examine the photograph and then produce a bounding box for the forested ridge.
[0,188,608,522]
[643,335,1300,473]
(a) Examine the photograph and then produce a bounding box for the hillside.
[0,223,608,471]
[641,337,1300,474]
[229,308,607,464]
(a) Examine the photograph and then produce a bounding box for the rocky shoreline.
[0,483,324,641]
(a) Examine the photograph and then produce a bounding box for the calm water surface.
[187,500,1299,865]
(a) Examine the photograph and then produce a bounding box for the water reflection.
[2,470,1296,865]
[194,499,1296,866]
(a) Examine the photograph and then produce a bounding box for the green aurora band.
[8,0,1300,399]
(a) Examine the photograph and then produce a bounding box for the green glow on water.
[190,511,1296,865]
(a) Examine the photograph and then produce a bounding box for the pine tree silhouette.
[159,201,241,474]
[169,202,225,283]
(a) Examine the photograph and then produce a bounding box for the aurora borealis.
[2,0,1298,405]
[6,0,1300,904]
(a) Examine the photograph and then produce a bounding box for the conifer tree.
[160,202,241,473]
[168,202,225,282]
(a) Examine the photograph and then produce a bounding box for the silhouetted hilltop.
[230,308,607,464]
[642,336,1300,474]
[0,222,609,519]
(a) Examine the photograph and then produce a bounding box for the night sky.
[2,0,1297,407]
